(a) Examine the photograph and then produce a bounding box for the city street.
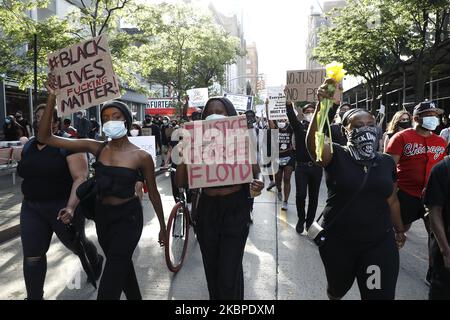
[0,171,429,300]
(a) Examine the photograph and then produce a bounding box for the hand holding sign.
[47,35,121,117]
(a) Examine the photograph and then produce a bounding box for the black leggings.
[20,198,101,300]
[95,197,143,300]
[196,188,251,300]
[319,231,399,300]
[295,164,323,229]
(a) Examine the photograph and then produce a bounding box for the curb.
[0,167,169,245]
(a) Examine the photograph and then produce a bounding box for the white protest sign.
[267,87,287,120]
[48,35,121,117]
[255,104,265,117]
[225,94,253,111]
[187,88,209,107]
[183,115,254,189]
[129,136,156,163]
[286,69,343,103]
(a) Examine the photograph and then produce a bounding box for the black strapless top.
[93,161,140,199]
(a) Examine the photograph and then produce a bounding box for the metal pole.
[33,34,38,110]
[430,76,433,101]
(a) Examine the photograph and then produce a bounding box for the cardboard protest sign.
[286,69,342,103]
[187,88,209,107]
[267,87,287,120]
[224,94,253,111]
[182,115,255,189]
[129,136,156,163]
[48,35,121,117]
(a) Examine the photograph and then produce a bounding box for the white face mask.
[205,114,227,121]
[421,116,439,131]
[304,114,313,123]
[278,122,287,129]
[102,121,127,139]
[130,129,139,137]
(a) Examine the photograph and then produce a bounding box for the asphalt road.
[0,171,429,300]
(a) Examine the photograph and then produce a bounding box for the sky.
[144,0,322,87]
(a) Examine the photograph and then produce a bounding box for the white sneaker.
[281,201,288,211]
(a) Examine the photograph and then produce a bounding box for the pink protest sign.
[183,115,254,189]
[47,35,121,117]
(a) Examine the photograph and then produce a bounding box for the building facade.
[209,4,247,95]
[306,0,347,69]
[245,42,259,96]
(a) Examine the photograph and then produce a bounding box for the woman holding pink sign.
[38,76,167,300]
[175,97,264,300]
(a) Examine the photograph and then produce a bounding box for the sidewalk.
[0,155,165,244]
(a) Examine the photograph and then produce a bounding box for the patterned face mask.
[345,126,378,161]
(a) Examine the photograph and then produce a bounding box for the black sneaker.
[296,221,304,234]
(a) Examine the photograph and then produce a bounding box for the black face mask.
[346,126,378,161]
[398,120,412,129]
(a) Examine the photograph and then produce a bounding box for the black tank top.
[93,143,140,199]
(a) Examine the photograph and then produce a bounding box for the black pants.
[319,231,399,300]
[95,197,143,300]
[196,188,251,300]
[20,198,101,300]
[295,163,323,229]
[429,235,450,300]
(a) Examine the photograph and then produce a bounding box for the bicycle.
[165,167,197,273]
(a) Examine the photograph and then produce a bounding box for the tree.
[0,0,75,89]
[0,0,147,93]
[136,2,242,96]
[385,0,450,103]
[314,0,450,108]
[314,0,399,113]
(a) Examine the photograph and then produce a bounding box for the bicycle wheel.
[165,202,190,273]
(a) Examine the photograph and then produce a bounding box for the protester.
[62,119,78,138]
[15,111,30,137]
[268,117,294,211]
[89,117,100,140]
[386,101,447,284]
[38,75,167,300]
[424,156,450,299]
[160,116,172,168]
[3,115,25,141]
[74,111,91,138]
[175,97,264,300]
[17,104,103,300]
[130,123,143,137]
[439,115,450,145]
[142,115,162,154]
[286,101,323,234]
[305,80,406,300]
[383,110,412,152]
[330,102,352,145]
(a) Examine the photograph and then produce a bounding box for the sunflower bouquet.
[315,61,346,162]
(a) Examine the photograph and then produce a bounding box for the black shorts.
[279,154,295,169]
[397,189,426,225]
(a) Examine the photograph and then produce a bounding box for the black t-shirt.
[424,159,450,280]
[17,141,75,201]
[278,125,293,155]
[322,144,396,242]
[286,104,313,163]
